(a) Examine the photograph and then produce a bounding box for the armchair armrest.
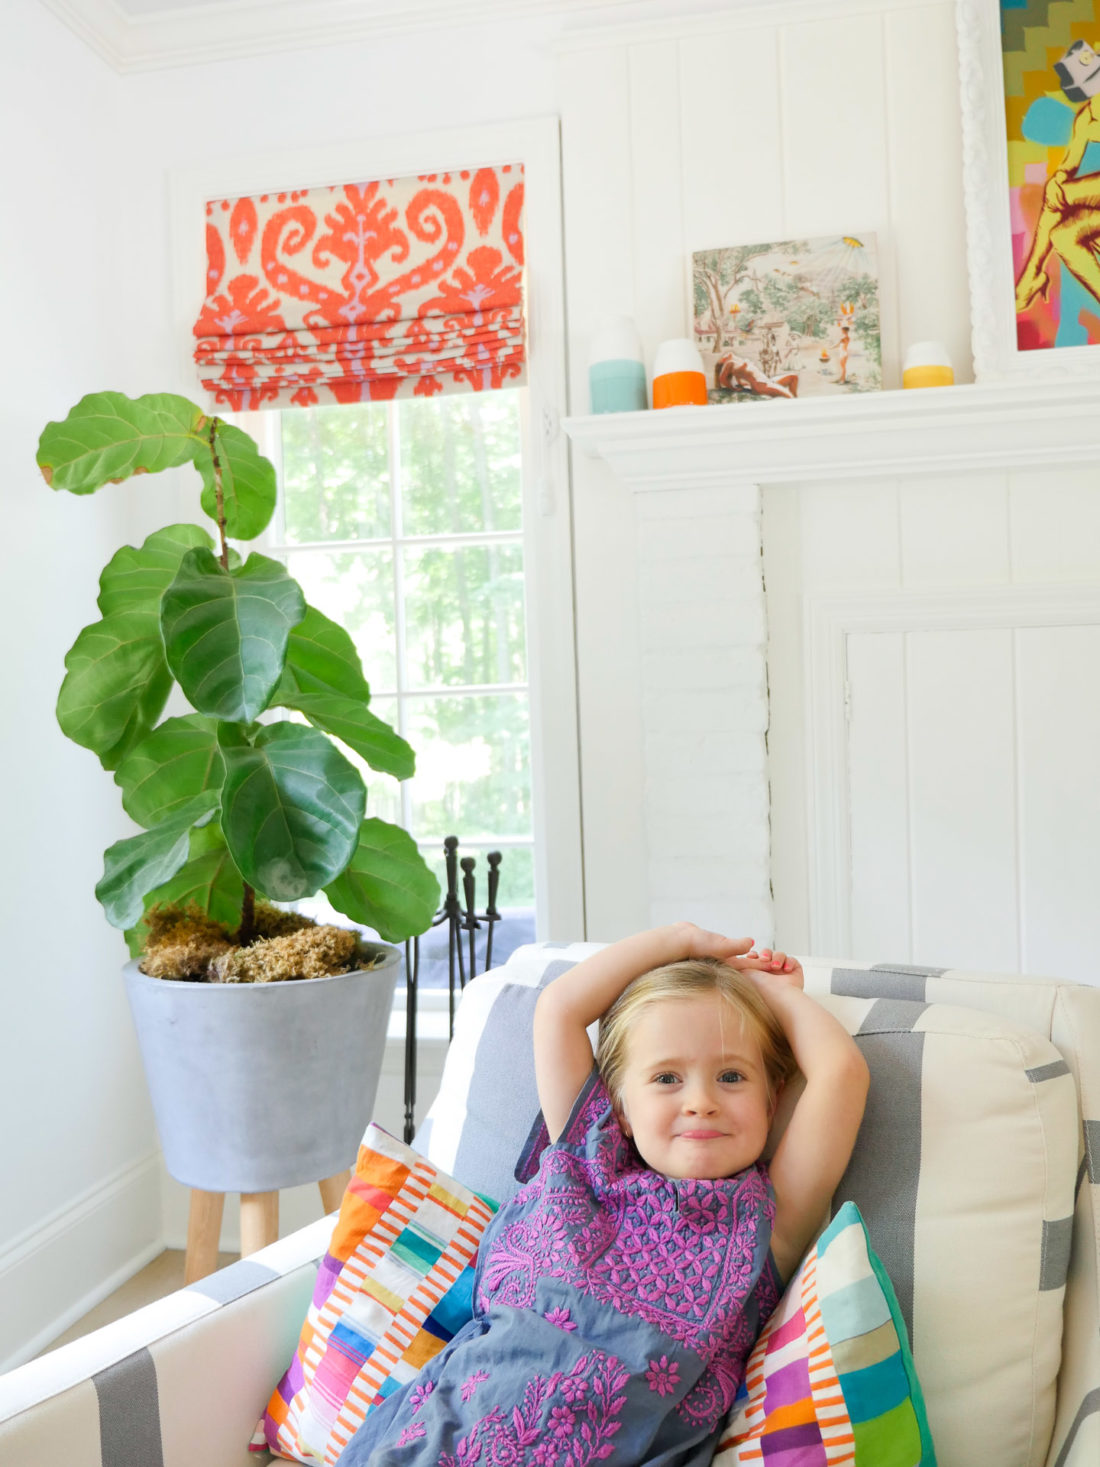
[0,1215,333,1467]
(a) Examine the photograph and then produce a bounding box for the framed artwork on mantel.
[958,0,1100,380]
[690,234,882,404]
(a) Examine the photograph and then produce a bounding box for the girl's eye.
[720,1071,744,1084]
[654,1072,679,1085]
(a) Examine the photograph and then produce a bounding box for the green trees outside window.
[267,390,536,912]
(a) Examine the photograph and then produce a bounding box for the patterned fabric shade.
[194,164,526,410]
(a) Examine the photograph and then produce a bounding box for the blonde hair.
[596,958,796,1108]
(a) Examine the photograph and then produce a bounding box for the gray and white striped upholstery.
[1,945,1097,1467]
[417,944,1100,1467]
[0,1216,336,1466]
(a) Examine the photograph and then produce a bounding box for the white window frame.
[169,118,584,940]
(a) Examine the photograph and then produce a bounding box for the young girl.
[339,924,869,1467]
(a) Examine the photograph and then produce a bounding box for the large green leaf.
[273,603,371,703]
[124,822,244,955]
[325,818,441,942]
[98,523,215,618]
[219,721,366,901]
[114,714,225,828]
[57,611,174,770]
[97,792,220,930]
[160,549,305,722]
[37,391,207,495]
[197,420,277,541]
[284,691,415,779]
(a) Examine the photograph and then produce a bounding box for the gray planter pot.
[123,947,400,1193]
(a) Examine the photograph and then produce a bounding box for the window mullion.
[387,403,413,835]
[264,528,523,556]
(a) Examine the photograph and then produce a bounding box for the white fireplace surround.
[562,380,1100,943]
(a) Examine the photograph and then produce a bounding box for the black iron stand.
[402,837,503,1143]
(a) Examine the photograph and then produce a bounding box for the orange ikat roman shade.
[193,163,526,410]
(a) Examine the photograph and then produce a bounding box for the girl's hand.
[731,947,804,990]
[676,923,755,964]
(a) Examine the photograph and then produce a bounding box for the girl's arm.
[533,923,753,1142]
[736,960,869,1281]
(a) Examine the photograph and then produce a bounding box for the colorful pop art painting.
[691,235,882,404]
[1007,0,1100,352]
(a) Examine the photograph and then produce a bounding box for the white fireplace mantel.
[561,375,1100,942]
[562,378,1100,490]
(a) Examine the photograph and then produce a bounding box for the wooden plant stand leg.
[240,1191,279,1257]
[184,1189,225,1285]
[318,1169,351,1215]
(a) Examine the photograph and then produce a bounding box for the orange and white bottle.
[652,339,708,408]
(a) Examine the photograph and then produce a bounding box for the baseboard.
[0,1151,163,1373]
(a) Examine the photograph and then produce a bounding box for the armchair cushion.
[253,1124,496,1465]
[714,1200,936,1465]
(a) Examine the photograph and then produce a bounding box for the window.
[178,119,582,955]
[260,390,536,938]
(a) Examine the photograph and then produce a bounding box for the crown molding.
[37,0,616,73]
[562,379,1100,491]
[39,0,947,73]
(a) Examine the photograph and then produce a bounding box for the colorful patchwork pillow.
[713,1201,936,1466]
[251,1125,497,1465]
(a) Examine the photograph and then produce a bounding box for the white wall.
[2,0,564,1366]
[0,0,169,1369]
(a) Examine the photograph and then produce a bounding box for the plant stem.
[239,884,256,946]
[208,419,230,569]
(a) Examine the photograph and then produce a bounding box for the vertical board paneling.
[1009,466,1100,583]
[779,13,895,386]
[559,44,637,410]
[778,14,890,235]
[1016,625,1100,980]
[899,472,1011,586]
[847,631,912,962]
[559,44,650,937]
[907,629,1019,971]
[884,2,972,382]
[797,480,902,590]
[678,25,784,251]
[628,41,687,357]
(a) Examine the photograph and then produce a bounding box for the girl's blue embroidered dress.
[339,1071,778,1467]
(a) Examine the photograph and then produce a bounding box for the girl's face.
[615,993,774,1181]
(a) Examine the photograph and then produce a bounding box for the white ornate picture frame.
[957,0,1100,381]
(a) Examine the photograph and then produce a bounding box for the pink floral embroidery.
[396,1421,426,1445]
[561,1374,589,1405]
[460,1369,489,1402]
[408,1379,435,1413]
[544,1306,576,1331]
[437,1352,628,1467]
[645,1356,680,1397]
[549,1404,576,1439]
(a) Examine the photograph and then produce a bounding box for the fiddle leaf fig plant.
[38,390,440,953]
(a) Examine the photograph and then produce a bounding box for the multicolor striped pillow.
[251,1125,497,1465]
[714,1201,936,1466]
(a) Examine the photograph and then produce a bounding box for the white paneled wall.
[765,470,1100,983]
[560,0,970,941]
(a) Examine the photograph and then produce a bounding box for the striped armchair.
[1,945,1097,1467]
